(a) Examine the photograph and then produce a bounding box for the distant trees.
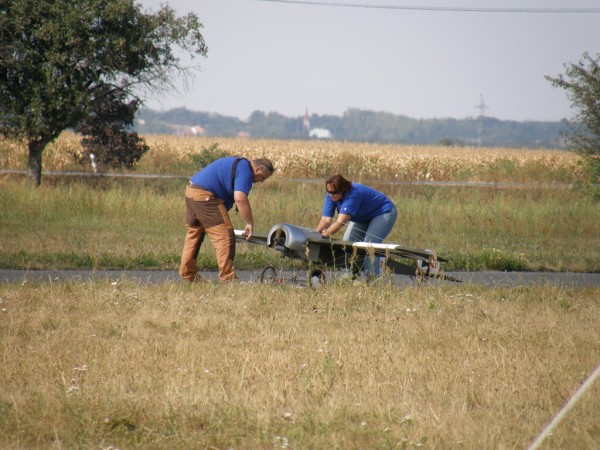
[0,0,207,185]
[137,107,566,149]
[546,52,600,182]
[247,111,306,139]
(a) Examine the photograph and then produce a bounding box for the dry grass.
[0,280,598,449]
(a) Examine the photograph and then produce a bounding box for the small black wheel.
[260,266,277,283]
[309,269,326,288]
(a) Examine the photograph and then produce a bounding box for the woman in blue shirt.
[315,174,397,277]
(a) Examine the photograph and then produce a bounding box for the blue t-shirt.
[189,157,253,210]
[322,183,395,223]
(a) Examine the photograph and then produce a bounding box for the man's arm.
[234,191,254,239]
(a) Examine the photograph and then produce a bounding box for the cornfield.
[143,135,584,182]
[0,132,584,183]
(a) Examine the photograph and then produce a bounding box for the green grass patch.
[1,172,599,273]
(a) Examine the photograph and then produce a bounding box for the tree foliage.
[0,0,207,185]
[546,52,600,157]
[74,86,149,171]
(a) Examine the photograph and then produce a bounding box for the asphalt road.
[1,269,599,288]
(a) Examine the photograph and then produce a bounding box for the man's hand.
[244,223,254,240]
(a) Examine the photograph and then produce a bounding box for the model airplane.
[234,223,460,285]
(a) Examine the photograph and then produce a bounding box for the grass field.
[1,177,599,273]
[1,134,599,448]
[1,280,599,449]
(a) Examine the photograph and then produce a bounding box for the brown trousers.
[179,186,238,282]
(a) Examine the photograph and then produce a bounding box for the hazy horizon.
[137,0,600,122]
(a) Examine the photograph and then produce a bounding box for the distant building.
[173,124,204,136]
[189,125,205,136]
[309,128,332,139]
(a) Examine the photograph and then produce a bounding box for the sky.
[136,0,600,122]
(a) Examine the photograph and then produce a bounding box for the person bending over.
[180,156,275,282]
[315,174,397,277]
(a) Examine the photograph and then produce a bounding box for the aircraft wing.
[351,242,448,263]
[234,229,269,246]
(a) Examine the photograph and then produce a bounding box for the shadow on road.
[1,269,599,288]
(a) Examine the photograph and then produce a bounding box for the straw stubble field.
[0,280,599,449]
[1,134,599,448]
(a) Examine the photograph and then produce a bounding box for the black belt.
[188,181,209,191]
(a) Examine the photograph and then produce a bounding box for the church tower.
[303,107,310,134]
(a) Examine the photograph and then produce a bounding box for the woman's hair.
[325,174,352,195]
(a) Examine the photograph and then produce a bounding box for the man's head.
[251,158,275,183]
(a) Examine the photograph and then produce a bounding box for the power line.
[255,0,600,14]
[475,94,489,147]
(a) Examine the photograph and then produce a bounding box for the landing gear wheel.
[260,266,277,284]
[416,255,440,281]
[309,269,326,288]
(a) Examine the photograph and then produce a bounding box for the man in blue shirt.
[180,156,275,282]
[315,174,397,278]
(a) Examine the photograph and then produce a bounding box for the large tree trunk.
[27,139,48,187]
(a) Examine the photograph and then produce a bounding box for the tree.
[0,0,207,185]
[546,52,600,158]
